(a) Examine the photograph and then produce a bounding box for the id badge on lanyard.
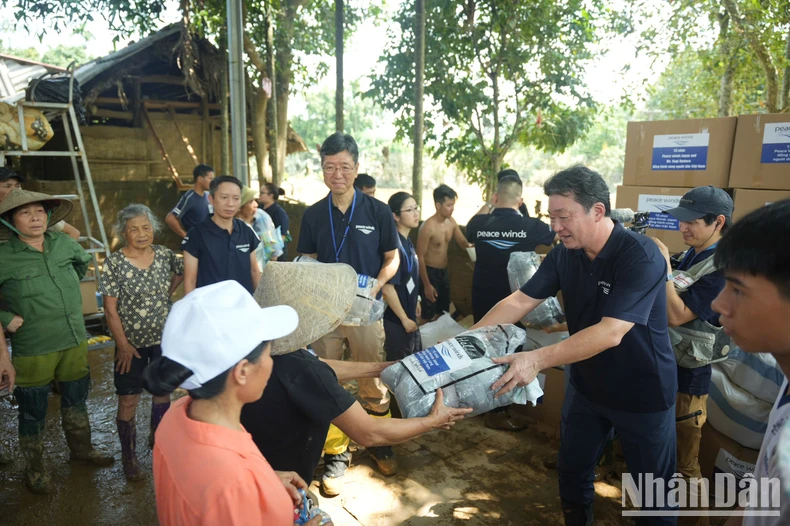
[328,191,357,262]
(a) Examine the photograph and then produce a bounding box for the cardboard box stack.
[728,114,790,221]
[618,114,790,253]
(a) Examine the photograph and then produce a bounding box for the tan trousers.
[676,392,710,526]
[313,322,390,457]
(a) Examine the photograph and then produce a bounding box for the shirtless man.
[416,184,472,323]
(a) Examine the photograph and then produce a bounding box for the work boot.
[0,443,13,465]
[484,407,529,431]
[15,384,51,494]
[61,406,114,466]
[321,449,351,497]
[18,433,50,494]
[561,499,594,526]
[59,375,114,466]
[148,401,170,449]
[368,445,398,476]
[116,418,145,482]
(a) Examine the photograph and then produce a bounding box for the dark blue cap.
[664,186,733,222]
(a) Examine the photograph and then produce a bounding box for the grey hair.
[114,204,162,238]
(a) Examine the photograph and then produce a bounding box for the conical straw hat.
[0,188,73,241]
[254,261,357,355]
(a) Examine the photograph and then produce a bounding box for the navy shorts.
[114,344,162,396]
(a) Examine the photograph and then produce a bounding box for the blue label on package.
[415,347,450,377]
[357,274,370,288]
[651,133,710,171]
[760,123,790,164]
[647,212,680,231]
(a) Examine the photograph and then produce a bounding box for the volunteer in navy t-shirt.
[465,176,556,321]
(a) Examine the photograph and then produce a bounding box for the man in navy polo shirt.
[298,132,401,494]
[165,164,215,238]
[182,175,260,295]
[652,186,732,526]
[474,166,677,525]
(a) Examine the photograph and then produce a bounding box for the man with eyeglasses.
[297,132,401,495]
[473,166,677,525]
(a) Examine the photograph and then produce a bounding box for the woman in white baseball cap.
[142,280,327,526]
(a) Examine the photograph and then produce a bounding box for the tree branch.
[723,0,779,112]
[471,107,490,157]
[244,33,267,74]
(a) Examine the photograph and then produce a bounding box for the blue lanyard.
[399,240,414,274]
[328,191,357,262]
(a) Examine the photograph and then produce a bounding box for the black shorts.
[419,266,450,320]
[114,344,162,396]
[383,318,423,362]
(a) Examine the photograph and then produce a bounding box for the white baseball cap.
[161,280,299,390]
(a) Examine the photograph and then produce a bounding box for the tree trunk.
[717,12,734,117]
[219,32,231,176]
[335,0,344,132]
[723,0,779,113]
[266,0,281,185]
[412,0,425,211]
[781,28,790,112]
[253,87,270,183]
[273,0,304,179]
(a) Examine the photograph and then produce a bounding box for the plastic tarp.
[708,366,773,450]
[716,347,785,404]
[381,324,543,418]
[418,313,466,349]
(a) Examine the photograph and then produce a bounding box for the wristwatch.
[667,272,674,282]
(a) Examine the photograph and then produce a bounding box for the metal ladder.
[0,70,112,349]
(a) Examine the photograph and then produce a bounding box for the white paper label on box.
[402,339,472,384]
[652,133,710,171]
[636,194,682,231]
[761,123,790,164]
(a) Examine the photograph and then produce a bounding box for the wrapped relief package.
[507,252,565,330]
[419,313,467,349]
[344,274,386,326]
[381,325,544,418]
[291,256,384,326]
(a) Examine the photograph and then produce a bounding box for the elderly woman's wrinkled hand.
[115,341,141,375]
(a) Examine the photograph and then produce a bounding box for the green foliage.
[646,47,767,118]
[41,45,93,67]
[0,39,93,67]
[368,0,617,192]
[5,1,169,38]
[630,0,790,115]
[291,80,388,153]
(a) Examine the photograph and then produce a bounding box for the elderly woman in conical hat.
[240,262,472,493]
[0,189,113,495]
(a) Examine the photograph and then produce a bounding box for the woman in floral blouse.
[99,204,184,481]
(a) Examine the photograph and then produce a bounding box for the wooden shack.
[20,22,304,250]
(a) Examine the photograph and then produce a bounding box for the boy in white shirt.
[712,199,790,526]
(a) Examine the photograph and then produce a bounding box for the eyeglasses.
[400,206,420,214]
[322,165,356,176]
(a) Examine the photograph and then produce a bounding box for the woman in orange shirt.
[143,280,328,526]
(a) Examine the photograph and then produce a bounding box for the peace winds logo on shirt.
[355,225,376,235]
[598,280,611,295]
[236,243,251,253]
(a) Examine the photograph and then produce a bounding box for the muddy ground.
[0,347,717,525]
